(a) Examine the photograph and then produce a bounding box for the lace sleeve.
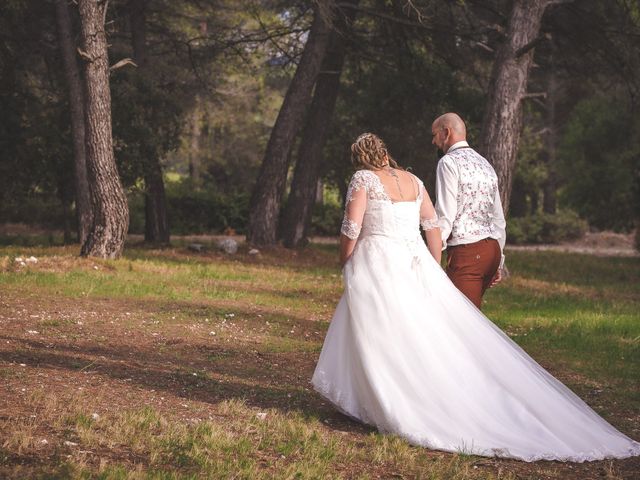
[340,171,368,240]
[421,216,439,231]
[419,182,439,232]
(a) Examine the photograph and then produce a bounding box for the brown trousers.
[445,238,501,309]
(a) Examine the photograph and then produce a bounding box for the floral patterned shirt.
[435,141,506,265]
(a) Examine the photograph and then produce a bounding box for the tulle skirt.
[311,234,640,462]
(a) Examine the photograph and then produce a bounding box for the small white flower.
[256,412,267,420]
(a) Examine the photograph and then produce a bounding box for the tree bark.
[247,5,333,246]
[281,1,358,248]
[78,0,130,259]
[542,36,558,214]
[129,0,170,245]
[55,0,93,244]
[478,0,552,214]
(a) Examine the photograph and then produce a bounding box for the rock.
[248,248,260,255]
[217,238,238,254]
[188,243,205,253]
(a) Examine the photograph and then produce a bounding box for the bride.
[311,133,640,462]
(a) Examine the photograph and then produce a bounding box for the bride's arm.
[419,185,442,264]
[340,174,367,265]
[340,235,357,266]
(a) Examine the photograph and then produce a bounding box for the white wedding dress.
[312,169,640,462]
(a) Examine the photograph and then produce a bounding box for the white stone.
[217,238,238,254]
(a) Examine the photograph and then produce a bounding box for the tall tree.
[542,35,558,214]
[129,0,170,245]
[247,3,333,246]
[55,0,93,244]
[478,0,555,213]
[78,0,129,259]
[281,0,358,248]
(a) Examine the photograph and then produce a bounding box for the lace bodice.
[340,170,438,241]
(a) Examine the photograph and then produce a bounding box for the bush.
[0,193,69,230]
[508,210,588,245]
[127,182,250,235]
[310,202,343,236]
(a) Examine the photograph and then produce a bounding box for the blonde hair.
[350,133,400,170]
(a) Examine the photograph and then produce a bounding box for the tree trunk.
[281,1,358,248]
[129,0,170,245]
[478,0,552,214]
[247,5,333,246]
[543,36,558,214]
[78,0,130,259]
[55,0,93,244]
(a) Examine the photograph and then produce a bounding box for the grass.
[0,243,638,479]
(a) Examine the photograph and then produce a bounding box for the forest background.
[1,0,639,255]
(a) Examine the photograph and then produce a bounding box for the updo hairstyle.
[350,133,400,170]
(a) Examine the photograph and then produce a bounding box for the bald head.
[433,113,466,137]
[431,112,467,152]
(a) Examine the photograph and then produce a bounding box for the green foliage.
[128,179,250,235]
[0,194,67,231]
[309,202,343,236]
[558,95,640,231]
[507,210,588,245]
[322,16,485,196]
[510,118,547,218]
[111,70,185,188]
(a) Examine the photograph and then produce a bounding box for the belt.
[448,238,496,249]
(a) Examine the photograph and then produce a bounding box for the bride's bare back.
[372,168,419,203]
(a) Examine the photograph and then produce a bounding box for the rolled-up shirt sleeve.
[435,157,458,250]
[491,185,507,268]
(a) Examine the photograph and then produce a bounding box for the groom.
[431,113,506,309]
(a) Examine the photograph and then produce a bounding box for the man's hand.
[488,268,503,288]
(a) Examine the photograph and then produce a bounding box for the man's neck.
[446,140,469,153]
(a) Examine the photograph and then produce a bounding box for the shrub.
[127,182,250,235]
[310,203,343,236]
[508,210,588,245]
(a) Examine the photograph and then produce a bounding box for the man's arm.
[491,184,507,269]
[489,183,507,287]
[435,157,458,250]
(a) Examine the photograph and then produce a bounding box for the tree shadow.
[0,334,372,435]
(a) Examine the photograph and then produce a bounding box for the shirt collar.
[447,140,469,153]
